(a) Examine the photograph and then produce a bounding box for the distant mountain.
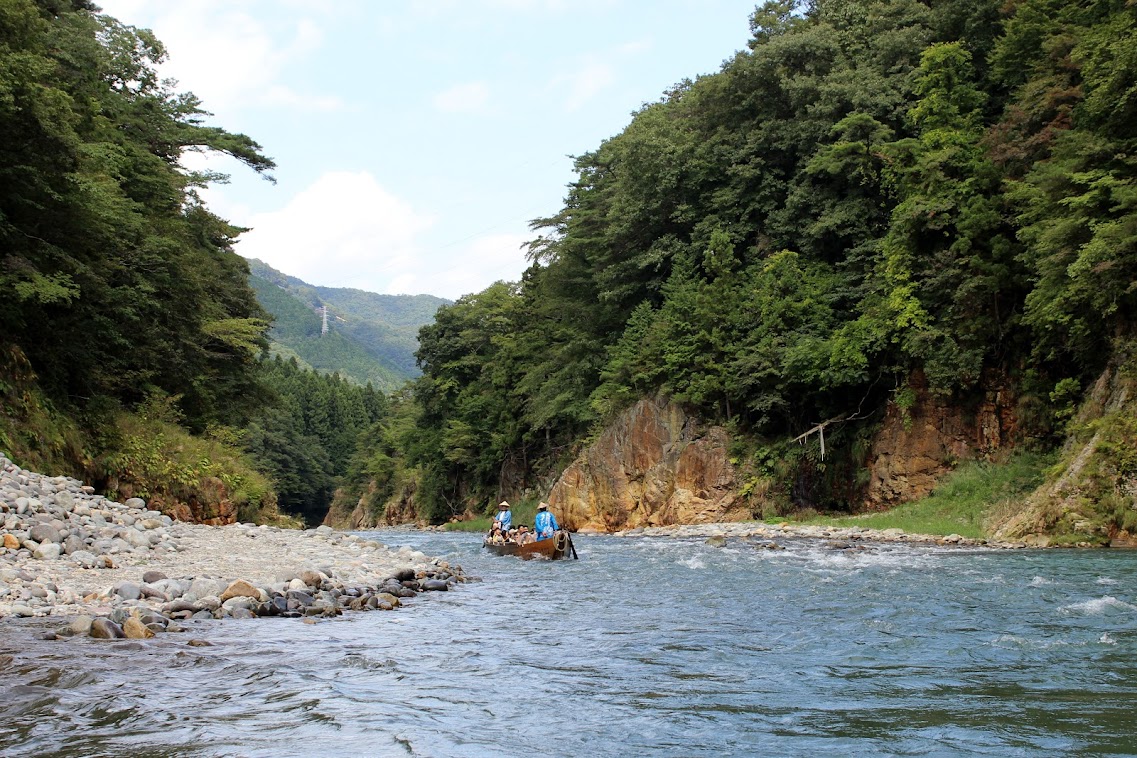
[247,259,449,390]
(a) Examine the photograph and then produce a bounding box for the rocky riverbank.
[614,521,1031,548]
[0,453,466,639]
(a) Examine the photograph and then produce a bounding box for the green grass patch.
[799,450,1056,539]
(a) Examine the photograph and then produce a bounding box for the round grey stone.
[29,523,61,544]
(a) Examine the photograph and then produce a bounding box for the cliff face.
[546,372,1023,533]
[992,354,1137,546]
[323,487,378,531]
[323,481,419,530]
[547,398,750,532]
[865,370,1017,508]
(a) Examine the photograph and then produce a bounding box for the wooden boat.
[483,531,577,560]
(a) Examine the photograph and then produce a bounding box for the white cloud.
[260,85,345,112]
[484,0,566,9]
[428,233,531,297]
[432,81,490,113]
[544,38,652,112]
[555,59,615,112]
[96,0,337,115]
[617,39,653,56]
[235,171,432,290]
[233,172,530,299]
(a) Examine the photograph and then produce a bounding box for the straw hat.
[498,500,510,508]
[537,502,549,510]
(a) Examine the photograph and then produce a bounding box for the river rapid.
[2,530,1135,757]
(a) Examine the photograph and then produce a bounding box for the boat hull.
[483,533,574,560]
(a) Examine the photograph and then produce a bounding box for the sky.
[96,0,760,300]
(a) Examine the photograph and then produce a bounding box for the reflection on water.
[2,532,1137,756]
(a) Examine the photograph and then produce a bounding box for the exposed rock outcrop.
[865,370,1016,508]
[548,397,749,532]
[993,353,1137,546]
[323,480,418,530]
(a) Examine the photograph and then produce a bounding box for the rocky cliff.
[323,481,419,530]
[547,397,750,532]
[992,351,1137,547]
[865,370,1017,508]
[546,372,1024,533]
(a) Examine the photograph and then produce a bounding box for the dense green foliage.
[248,258,448,388]
[242,356,386,523]
[0,0,274,432]
[248,271,404,390]
[0,1,389,526]
[391,0,1137,522]
[7,0,1137,534]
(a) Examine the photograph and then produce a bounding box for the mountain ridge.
[246,258,450,390]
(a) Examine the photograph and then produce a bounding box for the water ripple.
[2,533,1137,756]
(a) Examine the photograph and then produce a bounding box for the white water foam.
[990,634,1086,650]
[1062,596,1137,615]
[1096,576,1119,585]
[791,545,942,577]
[1029,576,1052,587]
[1100,632,1117,645]
[677,555,706,570]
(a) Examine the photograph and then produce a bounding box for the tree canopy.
[392,0,1137,519]
[0,0,274,430]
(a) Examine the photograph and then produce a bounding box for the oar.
[568,532,578,560]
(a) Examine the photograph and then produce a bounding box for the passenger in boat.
[533,502,560,541]
[516,525,533,545]
[493,500,512,532]
[491,527,506,545]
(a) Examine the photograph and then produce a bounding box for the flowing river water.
[2,530,1136,757]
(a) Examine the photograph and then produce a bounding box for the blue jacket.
[534,510,559,540]
[494,509,512,531]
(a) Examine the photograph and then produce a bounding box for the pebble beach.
[0,453,466,640]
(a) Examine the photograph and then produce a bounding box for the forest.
[2,0,1135,531]
[355,0,1137,525]
[0,0,386,523]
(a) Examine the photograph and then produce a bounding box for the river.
[2,530,1136,756]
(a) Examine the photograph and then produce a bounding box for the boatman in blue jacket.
[534,502,559,541]
[493,501,512,532]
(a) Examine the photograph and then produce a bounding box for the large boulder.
[29,523,61,544]
[89,618,125,639]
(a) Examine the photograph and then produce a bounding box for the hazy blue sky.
[97,0,759,299]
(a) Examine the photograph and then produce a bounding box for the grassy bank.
[796,451,1056,539]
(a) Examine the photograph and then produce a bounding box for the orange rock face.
[865,370,1016,508]
[548,398,749,532]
